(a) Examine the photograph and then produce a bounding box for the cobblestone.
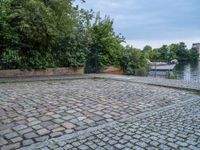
[22,139,34,146]
[0,138,8,146]
[24,132,38,139]
[21,97,200,150]
[5,132,18,139]
[91,74,200,90]
[0,78,199,149]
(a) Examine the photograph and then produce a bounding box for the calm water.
[174,61,200,82]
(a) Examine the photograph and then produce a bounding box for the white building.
[192,43,200,58]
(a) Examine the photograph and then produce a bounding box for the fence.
[148,71,200,82]
[173,71,200,82]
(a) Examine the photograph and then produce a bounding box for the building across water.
[192,43,200,58]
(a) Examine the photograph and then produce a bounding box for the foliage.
[0,49,21,69]
[0,0,168,77]
[0,1,127,71]
[77,10,125,72]
[89,13,125,68]
[144,49,160,61]
[53,32,89,68]
[120,46,149,75]
[144,42,199,62]
[189,47,199,61]
[175,42,189,61]
[0,0,87,69]
[143,45,152,52]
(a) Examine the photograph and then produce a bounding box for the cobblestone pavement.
[0,79,199,149]
[0,73,199,90]
[20,97,200,150]
[90,74,200,91]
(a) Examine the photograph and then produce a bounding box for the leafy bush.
[120,46,149,76]
[0,0,84,70]
[22,51,55,70]
[54,33,89,68]
[89,14,124,69]
[0,49,21,69]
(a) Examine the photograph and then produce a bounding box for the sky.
[77,0,200,49]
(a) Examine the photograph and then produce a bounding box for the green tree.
[120,46,148,75]
[145,49,160,61]
[143,45,152,52]
[0,0,81,69]
[176,42,189,61]
[155,45,169,61]
[143,42,196,62]
[168,44,178,60]
[189,47,199,61]
[89,13,124,68]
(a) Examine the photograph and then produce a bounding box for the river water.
[174,61,200,82]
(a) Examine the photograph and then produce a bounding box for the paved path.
[1,73,200,91]
[0,77,199,149]
[20,97,200,150]
[89,74,200,91]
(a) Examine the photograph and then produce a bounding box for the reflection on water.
[174,61,200,82]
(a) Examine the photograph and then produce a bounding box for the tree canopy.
[143,42,199,62]
[0,0,126,71]
[143,45,152,52]
[0,0,85,69]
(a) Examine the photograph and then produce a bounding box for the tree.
[89,13,124,68]
[0,0,88,69]
[143,45,152,52]
[144,49,160,61]
[168,44,178,60]
[176,42,189,61]
[158,45,169,61]
[120,46,148,75]
[143,42,197,62]
[189,47,199,61]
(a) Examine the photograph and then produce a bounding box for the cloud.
[125,37,200,49]
[78,0,200,48]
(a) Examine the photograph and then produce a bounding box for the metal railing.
[148,71,200,82]
[173,71,200,82]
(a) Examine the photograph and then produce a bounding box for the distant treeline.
[142,42,199,62]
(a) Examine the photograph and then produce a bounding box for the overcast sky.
[78,0,200,49]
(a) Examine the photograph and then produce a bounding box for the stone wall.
[101,66,124,75]
[0,67,84,78]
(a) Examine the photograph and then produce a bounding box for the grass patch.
[191,90,200,95]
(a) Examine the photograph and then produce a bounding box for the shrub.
[120,46,149,76]
[0,0,82,70]
[0,49,21,69]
